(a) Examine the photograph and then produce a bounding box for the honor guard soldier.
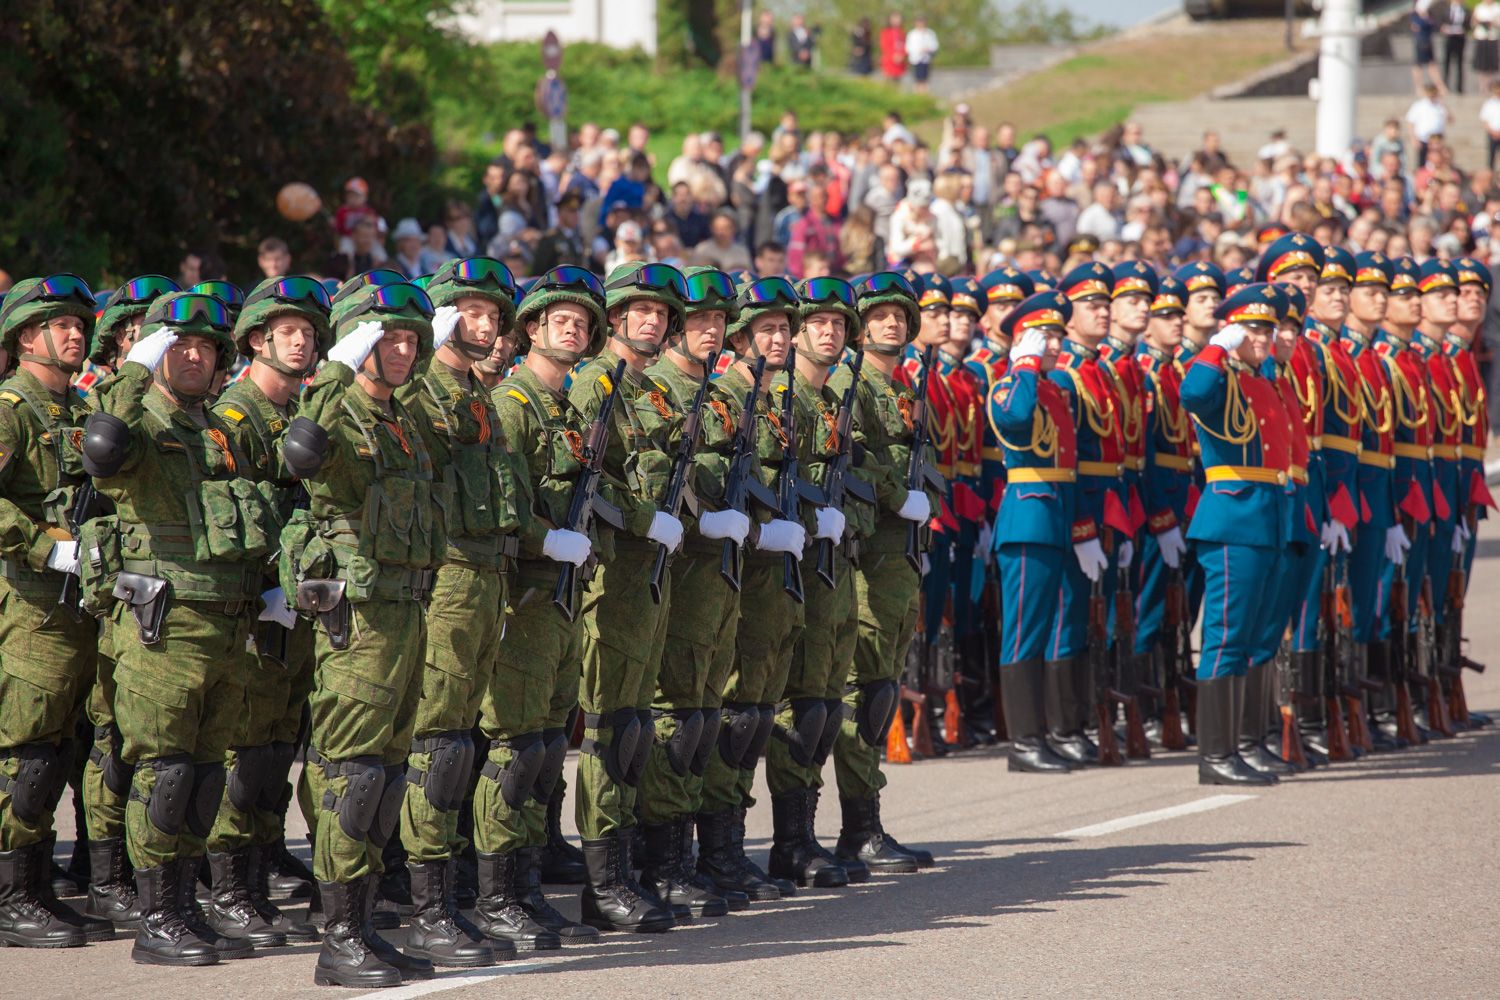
[1180,284,1294,786]
[988,291,1082,772]
[969,268,1036,500]
[0,276,114,949]
[1174,261,1227,364]
[1447,258,1495,687]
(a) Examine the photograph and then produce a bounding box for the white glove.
[1074,538,1108,582]
[327,320,386,370]
[1008,329,1047,362]
[814,506,847,542]
[1320,520,1351,554]
[1384,525,1411,565]
[977,520,994,559]
[431,305,460,352]
[698,508,751,545]
[1157,525,1186,570]
[45,541,80,575]
[1209,323,1250,352]
[920,552,932,576]
[897,488,931,523]
[647,511,685,553]
[1118,539,1134,570]
[124,328,178,371]
[542,528,592,566]
[757,518,807,554]
[258,587,298,629]
[1452,522,1469,553]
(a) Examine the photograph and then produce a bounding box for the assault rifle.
[718,356,777,591]
[56,481,98,622]
[776,349,806,603]
[553,359,627,621]
[648,352,718,604]
[815,350,875,588]
[1110,559,1150,759]
[1091,574,1124,765]
[904,344,948,572]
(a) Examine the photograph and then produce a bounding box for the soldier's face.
[535,303,592,356]
[1422,288,1457,326]
[1185,290,1221,330]
[621,300,669,348]
[983,301,1016,341]
[454,295,502,351]
[1274,321,1298,363]
[1110,293,1150,339]
[1310,280,1349,326]
[256,316,316,373]
[862,304,908,349]
[24,316,87,369]
[800,312,847,363]
[947,311,975,353]
[916,307,949,347]
[748,313,792,368]
[371,327,419,386]
[1458,284,1487,324]
[162,334,218,396]
[1386,291,1422,330]
[1236,323,1272,366]
[1040,328,1064,371]
[1281,268,1317,298]
[683,311,727,359]
[1069,296,1110,343]
[1349,285,1388,327]
[1147,312,1184,350]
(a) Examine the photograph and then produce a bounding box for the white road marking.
[1057,793,1257,838]
[349,961,550,999]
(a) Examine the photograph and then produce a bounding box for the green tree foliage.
[317,0,477,123]
[0,0,434,280]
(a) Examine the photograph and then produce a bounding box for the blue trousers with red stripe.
[1048,542,1119,661]
[1195,541,1281,681]
[1252,541,1306,666]
[1348,523,1389,644]
[997,542,1065,665]
[922,527,955,641]
[1290,542,1333,652]
[1132,531,1170,656]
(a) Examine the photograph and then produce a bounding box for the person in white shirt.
[1075,182,1124,241]
[905,17,939,93]
[1482,78,1500,168]
[1406,84,1450,165]
[1475,0,1500,89]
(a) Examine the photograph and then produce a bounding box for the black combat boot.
[639,822,731,915]
[0,844,87,948]
[403,860,499,966]
[732,805,796,896]
[676,818,748,910]
[1198,676,1277,786]
[620,827,689,923]
[313,878,401,988]
[247,844,317,942]
[578,837,674,933]
[175,856,254,959]
[377,838,411,909]
[1238,663,1296,776]
[473,851,559,951]
[1046,657,1099,765]
[53,803,89,899]
[539,787,586,884]
[206,849,288,948]
[1003,660,1077,773]
[695,810,780,900]
[361,876,434,980]
[836,796,919,874]
[30,839,112,942]
[84,837,142,928]
[130,863,217,966]
[768,789,849,889]
[1364,640,1404,751]
[513,846,598,940]
[266,836,314,900]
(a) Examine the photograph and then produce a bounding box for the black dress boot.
[30,839,112,942]
[207,849,288,948]
[640,821,732,914]
[361,876,434,980]
[175,856,254,959]
[513,846,598,939]
[130,863,217,965]
[0,844,87,948]
[84,837,143,928]
[248,844,318,942]
[472,852,560,951]
[874,802,935,868]
[578,837,674,933]
[695,810,781,900]
[266,836,314,900]
[731,805,796,896]
[1198,677,1277,786]
[1046,657,1098,765]
[1238,663,1296,776]
[539,786,586,885]
[1365,640,1405,751]
[676,818,749,910]
[313,879,400,988]
[836,797,918,874]
[404,860,498,967]
[769,789,849,889]
[1003,660,1077,773]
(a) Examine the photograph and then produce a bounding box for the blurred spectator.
[880,13,906,83]
[1483,79,1500,168]
[1412,0,1446,94]
[1076,182,1124,241]
[755,240,788,277]
[756,10,776,64]
[1440,0,1470,93]
[485,168,541,265]
[390,218,426,279]
[1476,0,1500,90]
[1039,172,1081,249]
[605,219,646,272]
[1408,82,1450,167]
[889,178,938,267]
[840,205,885,273]
[328,215,383,281]
[445,200,479,258]
[788,184,843,278]
[256,237,291,279]
[931,174,970,271]
[532,190,588,275]
[333,176,380,245]
[475,159,506,250]
[864,163,905,242]
[420,224,454,274]
[694,210,753,271]
[905,17,939,94]
[664,182,710,249]
[789,14,817,69]
[849,17,874,75]
[775,180,809,248]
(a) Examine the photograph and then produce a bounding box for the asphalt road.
[16,518,1500,999]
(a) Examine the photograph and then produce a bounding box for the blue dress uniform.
[944,277,988,650]
[966,268,1036,511]
[1415,260,1464,627]
[1173,262,1228,626]
[1026,269,1058,292]
[987,292,1082,773]
[1048,263,1133,766]
[1180,284,1293,786]
[1450,257,1496,589]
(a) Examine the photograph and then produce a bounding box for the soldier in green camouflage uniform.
[766,277,876,889]
[636,267,751,917]
[828,273,938,874]
[482,267,612,944]
[82,291,281,966]
[282,281,445,988]
[567,261,690,934]
[202,276,332,950]
[695,277,812,901]
[395,258,529,967]
[0,276,114,948]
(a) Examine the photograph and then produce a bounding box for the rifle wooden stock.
[1160,686,1188,751]
[1324,693,1353,761]
[1279,704,1309,769]
[1388,570,1421,745]
[1090,586,1124,766]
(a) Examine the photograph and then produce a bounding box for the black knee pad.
[624,710,654,787]
[747,705,775,767]
[91,725,134,798]
[581,708,642,785]
[256,740,298,812]
[227,743,273,813]
[533,728,568,803]
[815,698,844,766]
[369,765,406,849]
[130,754,194,837]
[777,698,829,769]
[319,753,384,842]
[855,679,900,746]
[187,762,226,838]
[661,708,705,778]
[2,742,64,825]
[483,731,545,810]
[692,711,721,777]
[717,703,759,770]
[410,731,471,812]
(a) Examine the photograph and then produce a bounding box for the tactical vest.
[0,377,89,596]
[418,372,520,569]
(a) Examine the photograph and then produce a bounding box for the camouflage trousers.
[83,615,129,843]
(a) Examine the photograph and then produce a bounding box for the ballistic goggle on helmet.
[91,274,179,364]
[141,291,238,371]
[514,265,608,360]
[0,273,98,364]
[234,275,334,368]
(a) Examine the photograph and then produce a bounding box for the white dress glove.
[1384,525,1411,565]
[977,521,994,559]
[814,506,847,542]
[1209,323,1250,352]
[1008,329,1047,362]
[327,320,386,370]
[46,541,80,575]
[757,518,807,554]
[647,511,685,553]
[258,587,298,629]
[920,552,931,576]
[1320,520,1351,554]
[1074,538,1108,582]
[698,508,751,545]
[1156,525,1186,570]
[897,488,931,523]
[124,328,178,371]
[1117,539,1134,570]
[542,528,592,566]
[1452,520,1470,553]
[431,305,461,352]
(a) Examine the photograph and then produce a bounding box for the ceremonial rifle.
[904,344,948,572]
[815,350,875,589]
[553,359,628,622]
[1441,513,1473,724]
[718,356,777,591]
[1414,572,1456,737]
[1318,560,1354,760]
[1110,558,1150,759]
[776,349,806,603]
[648,351,718,604]
[1335,559,1376,753]
[1387,525,1423,746]
[1156,570,1191,750]
[1090,572,1124,765]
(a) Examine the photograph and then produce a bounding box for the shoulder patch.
[597,373,613,394]
[0,391,21,407]
[222,407,246,423]
[505,389,530,406]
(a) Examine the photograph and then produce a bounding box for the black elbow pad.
[81,412,132,478]
[282,416,329,479]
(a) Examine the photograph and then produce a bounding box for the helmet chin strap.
[451,328,494,361]
[796,330,840,367]
[20,321,83,374]
[864,338,904,356]
[669,335,711,367]
[611,312,663,357]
